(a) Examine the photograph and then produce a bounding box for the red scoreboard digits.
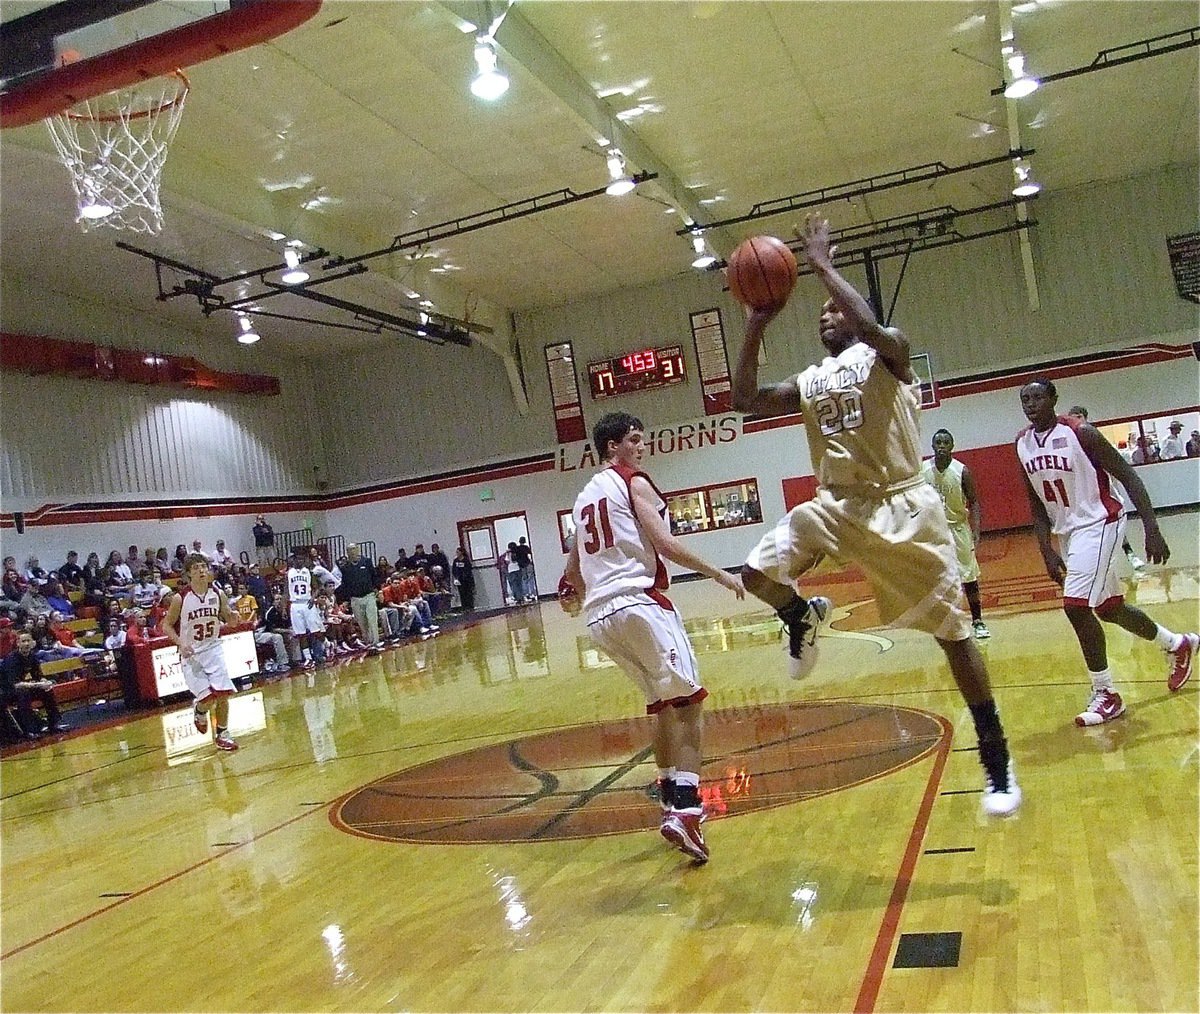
[587,344,686,399]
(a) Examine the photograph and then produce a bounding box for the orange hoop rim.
[60,68,189,123]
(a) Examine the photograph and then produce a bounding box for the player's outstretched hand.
[1144,528,1170,566]
[715,570,745,599]
[796,213,835,266]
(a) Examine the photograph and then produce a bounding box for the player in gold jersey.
[732,213,1020,816]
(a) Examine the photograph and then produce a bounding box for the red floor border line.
[853,712,954,1013]
[0,806,321,961]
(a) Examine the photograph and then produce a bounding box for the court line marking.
[0,745,159,801]
[0,805,321,961]
[853,712,954,1014]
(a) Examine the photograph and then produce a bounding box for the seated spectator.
[1130,435,1159,465]
[263,593,302,667]
[190,539,215,564]
[130,571,160,609]
[57,551,84,591]
[1188,430,1200,458]
[316,591,364,655]
[1,631,70,736]
[410,544,430,574]
[30,614,64,661]
[212,539,235,567]
[380,573,420,639]
[1160,420,1186,460]
[171,545,189,573]
[399,570,439,636]
[3,564,27,605]
[124,544,142,570]
[81,553,107,608]
[246,564,270,610]
[230,581,289,674]
[141,547,159,574]
[395,548,410,572]
[105,550,134,591]
[24,556,48,586]
[125,612,151,645]
[153,547,173,576]
[376,555,395,583]
[103,618,127,651]
[417,567,449,616]
[19,583,52,618]
[47,611,104,659]
[43,578,74,617]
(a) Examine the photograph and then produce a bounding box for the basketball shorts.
[948,521,981,584]
[183,644,236,702]
[1061,516,1125,611]
[586,592,707,714]
[746,481,972,641]
[290,602,325,635]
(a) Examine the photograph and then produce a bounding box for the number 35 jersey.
[179,585,223,654]
[794,340,923,493]
[573,461,669,614]
[1016,416,1122,535]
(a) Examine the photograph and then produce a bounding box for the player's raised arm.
[797,213,914,382]
[731,305,804,417]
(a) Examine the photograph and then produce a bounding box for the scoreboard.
[587,344,686,399]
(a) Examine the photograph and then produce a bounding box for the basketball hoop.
[44,69,189,235]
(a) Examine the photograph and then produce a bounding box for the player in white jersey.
[1018,379,1196,724]
[162,554,238,750]
[921,429,989,639]
[286,550,325,667]
[560,412,744,863]
[733,213,1020,817]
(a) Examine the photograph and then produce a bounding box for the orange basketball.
[727,235,797,311]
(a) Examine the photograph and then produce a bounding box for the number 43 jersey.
[573,461,669,615]
[795,340,923,494]
[1016,415,1123,535]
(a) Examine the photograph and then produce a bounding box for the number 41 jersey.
[572,461,669,614]
[1016,415,1122,535]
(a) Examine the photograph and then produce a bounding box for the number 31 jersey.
[572,461,668,613]
[794,339,923,493]
[1016,415,1122,535]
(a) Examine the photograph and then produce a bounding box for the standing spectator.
[503,543,523,605]
[1187,430,1200,458]
[428,544,451,585]
[339,544,383,652]
[1130,435,1158,465]
[1,631,70,736]
[246,564,271,610]
[513,537,536,603]
[921,429,989,639]
[162,554,240,751]
[212,539,235,568]
[452,547,475,612]
[57,551,84,591]
[252,515,276,569]
[410,544,430,575]
[1160,420,1186,460]
[395,548,411,572]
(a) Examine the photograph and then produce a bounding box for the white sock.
[1088,668,1114,692]
[1155,625,1181,652]
[657,766,675,782]
[303,648,313,662]
[674,771,700,788]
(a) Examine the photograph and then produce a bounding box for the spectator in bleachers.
[24,556,47,586]
[19,583,51,618]
[1131,435,1159,465]
[0,618,16,657]
[57,551,84,591]
[81,553,106,608]
[153,547,173,576]
[3,564,26,604]
[395,548,410,573]
[141,547,158,574]
[104,617,127,651]
[263,593,302,667]
[172,545,188,573]
[43,578,74,617]
[253,515,276,569]
[410,544,430,574]
[190,539,215,564]
[212,540,235,567]
[428,543,451,584]
[124,545,141,570]
[310,549,339,590]
[131,571,159,609]
[380,573,419,639]
[106,550,134,589]
[399,569,439,636]
[375,555,395,583]
[47,612,103,659]
[125,612,151,645]
[1,631,70,736]
[246,564,271,610]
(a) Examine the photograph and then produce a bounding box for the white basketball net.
[45,71,188,235]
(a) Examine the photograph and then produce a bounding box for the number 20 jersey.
[573,461,668,614]
[1015,415,1122,535]
[794,340,923,493]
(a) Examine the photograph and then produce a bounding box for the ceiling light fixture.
[1011,160,1041,197]
[281,247,310,285]
[470,38,509,101]
[691,235,716,269]
[237,314,261,345]
[605,150,636,196]
[1003,50,1040,98]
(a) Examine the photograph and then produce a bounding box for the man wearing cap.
[1160,420,1186,460]
[252,514,275,569]
[338,544,383,652]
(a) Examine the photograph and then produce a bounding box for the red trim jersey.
[1016,415,1123,535]
[178,586,223,655]
[573,461,669,613]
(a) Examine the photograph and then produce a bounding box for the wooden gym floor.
[1,516,1196,1013]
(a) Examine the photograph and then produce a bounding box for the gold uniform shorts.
[746,480,972,641]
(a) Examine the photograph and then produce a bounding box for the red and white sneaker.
[660,809,708,863]
[1075,688,1126,727]
[214,732,239,751]
[193,708,208,735]
[1167,633,1198,692]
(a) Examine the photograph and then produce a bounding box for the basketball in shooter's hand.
[558,575,582,617]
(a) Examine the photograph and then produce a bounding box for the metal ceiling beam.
[440,1,737,256]
[989,26,1200,96]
